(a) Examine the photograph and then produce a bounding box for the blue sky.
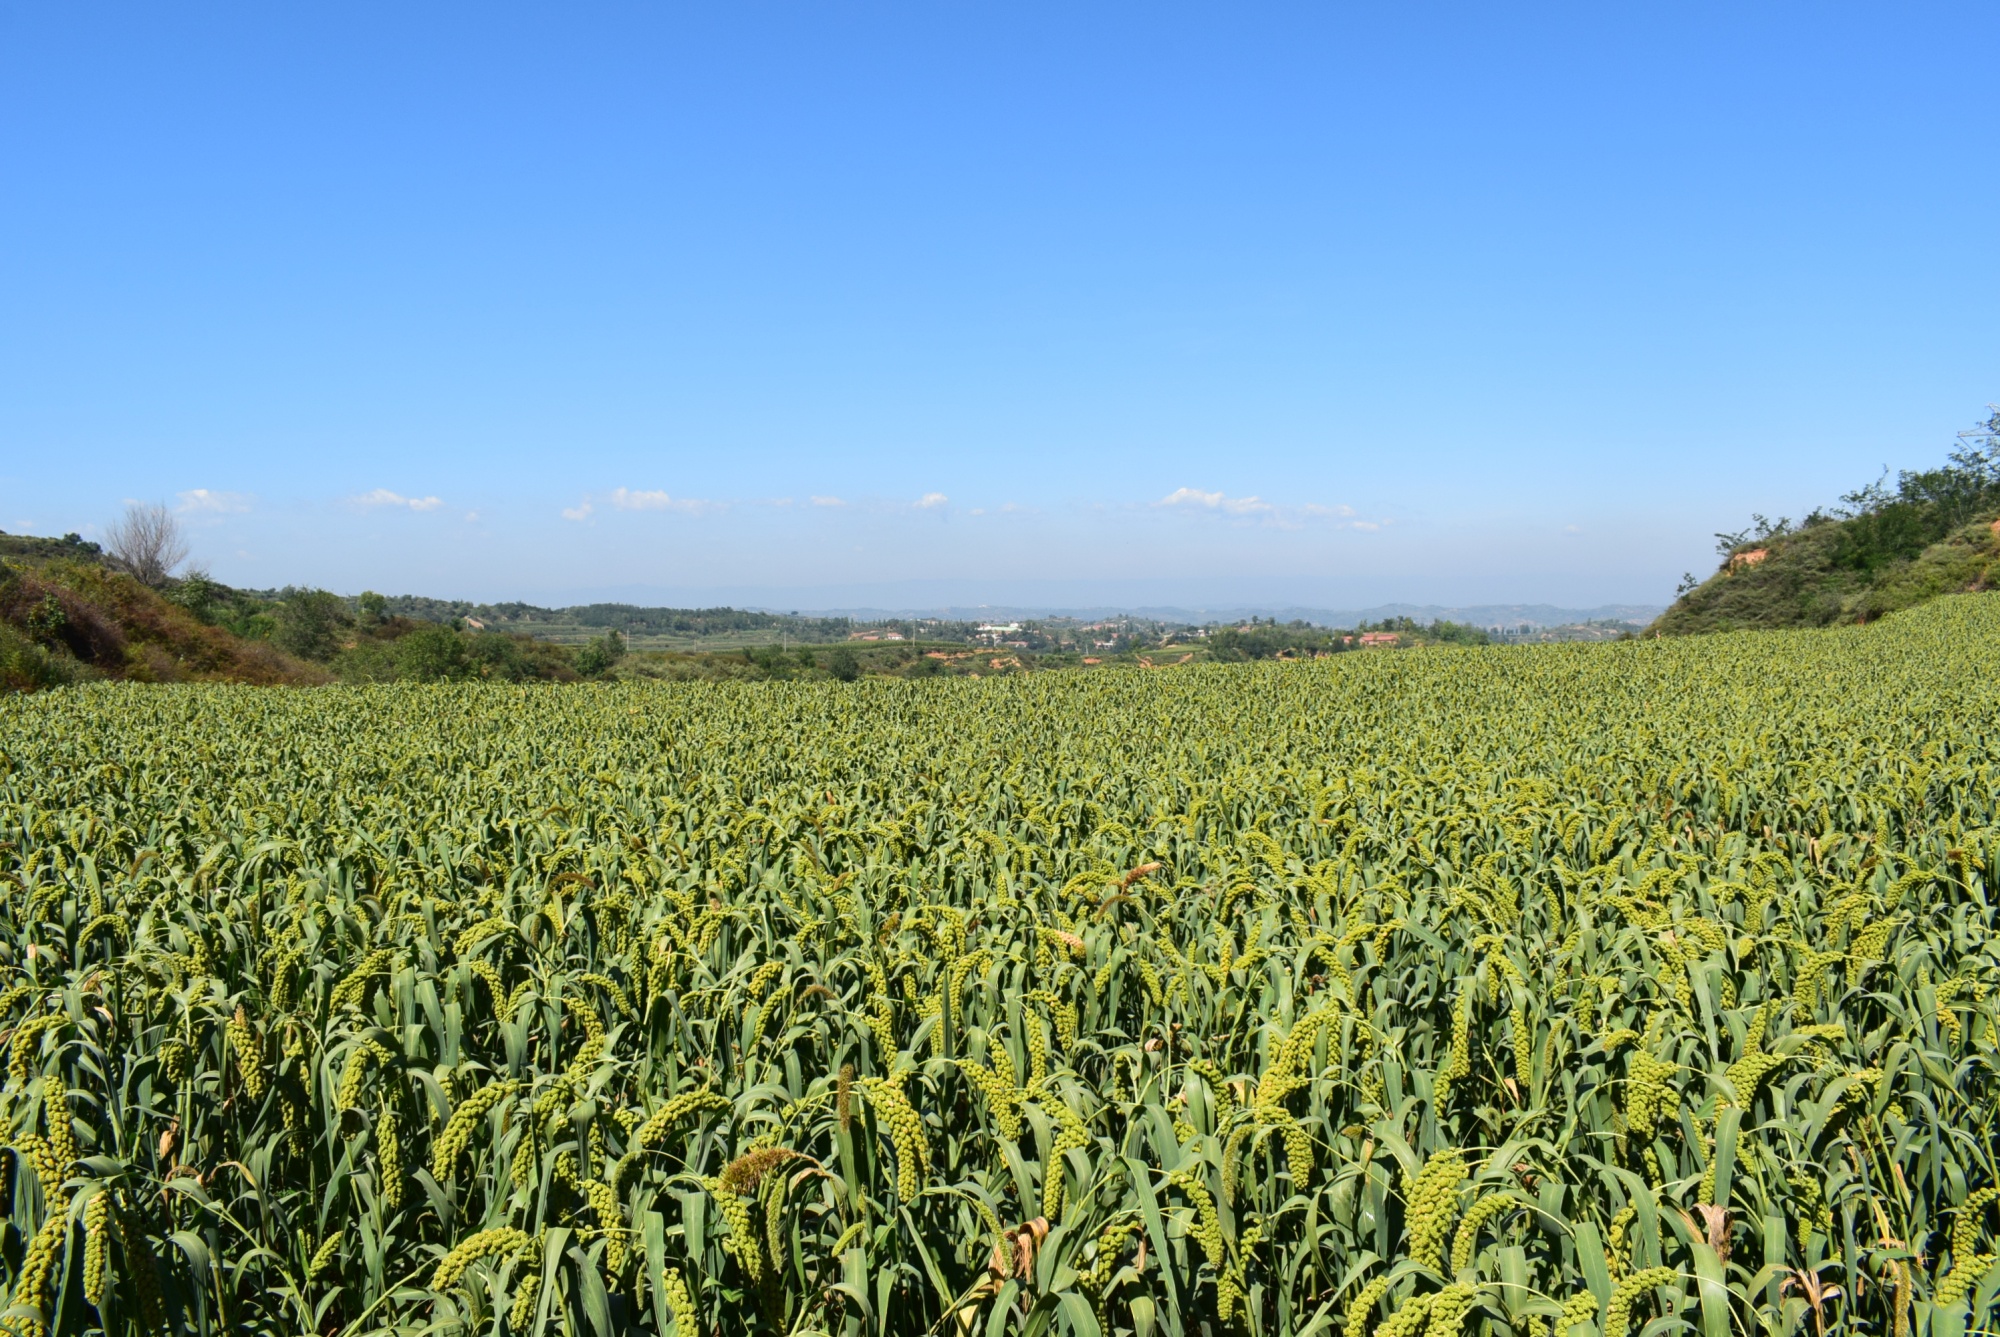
[2,3,1995,610]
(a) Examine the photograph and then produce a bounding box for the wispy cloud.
[810,495,846,507]
[355,488,443,512]
[915,492,949,509]
[176,488,252,515]
[1156,487,1360,528]
[1158,487,1273,516]
[561,488,722,522]
[609,487,719,515]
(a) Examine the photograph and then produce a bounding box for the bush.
[0,572,126,667]
[1422,618,1492,646]
[467,632,534,682]
[166,571,224,623]
[0,623,78,692]
[1208,621,1347,661]
[824,645,861,682]
[25,595,67,643]
[333,641,398,684]
[393,625,471,682]
[574,630,626,679]
[271,589,351,661]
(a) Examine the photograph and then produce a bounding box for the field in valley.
[0,595,1996,1337]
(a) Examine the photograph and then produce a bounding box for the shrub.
[824,645,861,682]
[574,630,626,678]
[467,632,533,681]
[165,571,224,623]
[0,623,78,692]
[0,571,126,667]
[333,640,398,684]
[393,624,471,682]
[271,589,352,661]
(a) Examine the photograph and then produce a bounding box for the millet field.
[0,595,1996,1337]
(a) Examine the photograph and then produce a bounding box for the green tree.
[574,629,626,678]
[333,640,396,683]
[467,632,531,681]
[271,589,351,661]
[824,645,861,682]
[393,624,470,681]
[167,569,222,622]
[358,590,388,625]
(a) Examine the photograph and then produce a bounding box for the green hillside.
[0,537,325,692]
[1651,408,2000,634]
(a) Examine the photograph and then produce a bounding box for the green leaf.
[1711,1108,1740,1207]
[1057,1290,1104,1337]
[644,1210,671,1335]
[1687,1238,1731,1337]
[1575,1221,1613,1314]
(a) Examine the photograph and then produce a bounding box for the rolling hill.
[1651,408,2000,634]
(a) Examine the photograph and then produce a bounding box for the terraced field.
[1,595,1996,1337]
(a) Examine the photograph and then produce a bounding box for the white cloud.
[562,488,719,521]
[810,495,846,507]
[1158,487,1274,516]
[355,488,443,511]
[610,488,672,510]
[915,492,949,509]
[176,488,252,514]
[1350,520,1381,531]
[609,487,717,515]
[1157,487,1364,528]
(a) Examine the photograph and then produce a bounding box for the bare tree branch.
[104,502,190,587]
